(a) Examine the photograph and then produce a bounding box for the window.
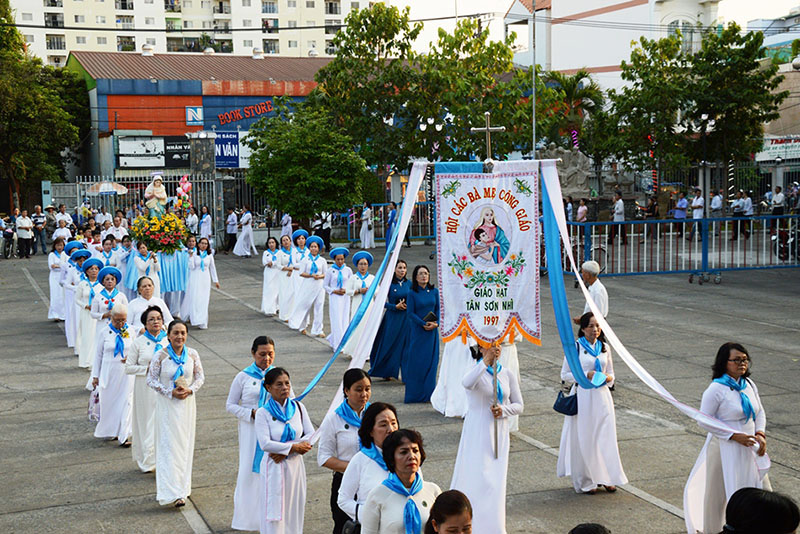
[306,0,314,6]
[21,13,33,21]
[145,0,154,3]
[146,37,156,45]
[202,20,212,28]
[287,20,297,27]
[307,39,316,48]
[243,39,253,47]
[325,1,340,15]
[201,0,211,8]
[74,15,85,23]
[184,20,193,28]
[263,18,278,33]
[351,1,358,9]
[306,20,315,26]
[24,34,35,43]
[97,36,108,44]
[145,17,155,24]
[242,0,251,5]
[288,0,296,6]
[76,36,87,44]
[262,0,277,13]
[288,39,297,47]
[46,34,66,49]
[243,19,252,27]
[325,39,335,54]
[96,15,106,23]
[184,0,192,6]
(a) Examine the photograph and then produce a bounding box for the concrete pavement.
[1,244,798,533]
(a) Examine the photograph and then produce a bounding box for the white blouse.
[316,411,361,467]
[360,480,442,534]
[226,371,263,423]
[146,347,205,398]
[338,450,390,521]
[254,399,315,455]
[125,331,166,376]
[324,266,353,294]
[699,379,766,439]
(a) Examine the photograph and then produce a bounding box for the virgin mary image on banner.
[468,206,510,264]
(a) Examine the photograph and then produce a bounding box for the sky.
[719,0,800,26]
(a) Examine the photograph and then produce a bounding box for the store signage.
[186,106,204,126]
[755,136,800,162]
[217,99,274,126]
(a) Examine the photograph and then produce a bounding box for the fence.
[346,201,436,244]
[560,214,800,279]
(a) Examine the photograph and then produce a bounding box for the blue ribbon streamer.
[243,363,274,472]
[542,176,601,391]
[294,207,404,401]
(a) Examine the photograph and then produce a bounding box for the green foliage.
[542,69,604,143]
[244,107,370,223]
[792,39,800,58]
[312,3,422,171]
[0,0,24,57]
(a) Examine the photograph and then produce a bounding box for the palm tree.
[542,69,605,146]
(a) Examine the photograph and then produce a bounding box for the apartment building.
[13,0,364,65]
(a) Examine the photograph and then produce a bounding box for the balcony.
[164,0,181,12]
[213,4,231,15]
[263,39,279,54]
[46,35,66,50]
[324,21,340,35]
[262,18,278,34]
[117,16,134,30]
[213,24,232,35]
[44,14,65,28]
[166,19,182,31]
[261,2,278,14]
[44,0,63,7]
[115,0,134,10]
[117,36,136,51]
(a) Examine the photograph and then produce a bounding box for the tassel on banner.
[441,316,540,348]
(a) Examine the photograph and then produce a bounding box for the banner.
[435,161,541,347]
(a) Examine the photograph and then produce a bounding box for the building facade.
[749,5,800,64]
[13,0,364,66]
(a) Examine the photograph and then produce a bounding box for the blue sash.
[136,251,151,275]
[142,330,166,354]
[355,271,369,289]
[198,250,208,272]
[108,322,128,358]
[331,264,345,288]
[360,443,388,471]
[100,288,119,311]
[308,254,320,275]
[713,374,756,423]
[167,344,187,386]
[480,359,504,404]
[266,397,297,443]
[101,250,114,266]
[244,362,274,473]
[335,400,368,428]
[281,246,293,266]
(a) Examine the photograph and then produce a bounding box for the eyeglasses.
[728,358,750,365]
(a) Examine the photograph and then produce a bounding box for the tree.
[0,0,23,57]
[682,24,787,163]
[541,69,604,147]
[244,107,371,224]
[312,4,422,172]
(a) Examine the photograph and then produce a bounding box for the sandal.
[603,485,617,493]
[175,499,186,508]
[583,489,597,495]
[120,440,132,448]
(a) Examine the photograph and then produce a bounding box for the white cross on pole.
[470,111,506,162]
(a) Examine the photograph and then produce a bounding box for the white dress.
[556,343,628,493]
[288,255,327,336]
[116,246,137,302]
[75,279,101,369]
[185,213,198,235]
[147,346,205,505]
[92,323,135,443]
[234,211,258,257]
[276,249,294,322]
[48,251,66,320]
[683,379,769,534]
[226,370,264,531]
[255,399,315,534]
[134,253,161,298]
[289,246,308,320]
[360,208,375,249]
[127,295,174,336]
[450,361,523,534]
[63,264,81,350]
[324,266,352,350]
[342,272,375,355]
[500,341,522,432]
[260,249,282,315]
[338,449,390,521]
[186,252,219,329]
[430,340,473,418]
[360,480,442,534]
[199,214,213,240]
[125,332,165,472]
[90,290,129,357]
[180,249,196,320]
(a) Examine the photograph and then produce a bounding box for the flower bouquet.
[129,213,188,254]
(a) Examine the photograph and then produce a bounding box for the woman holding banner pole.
[556,312,627,494]
[683,342,769,534]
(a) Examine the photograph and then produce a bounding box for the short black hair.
[251,335,275,353]
[382,428,425,473]
[724,488,799,534]
[569,524,611,534]
[166,319,188,335]
[358,402,398,448]
[576,312,606,352]
[712,342,751,379]
[474,228,486,241]
[264,366,289,386]
[140,305,163,328]
[343,368,370,397]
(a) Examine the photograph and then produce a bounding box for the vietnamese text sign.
[755,137,800,162]
[436,164,541,346]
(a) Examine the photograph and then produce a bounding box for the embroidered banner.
[435,161,541,347]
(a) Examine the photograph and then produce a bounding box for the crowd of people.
[29,195,799,534]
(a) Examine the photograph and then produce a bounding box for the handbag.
[88,387,100,422]
[342,504,361,534]
[553,389,577,416]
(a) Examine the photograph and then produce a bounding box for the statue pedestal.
[157,250,189,292]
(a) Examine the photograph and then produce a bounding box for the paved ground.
[1,242,799,534]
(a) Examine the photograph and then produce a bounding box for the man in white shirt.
[224,207,238,254]
[30,205,47,255]
[687,187,705,242]
[106,216,128,241]
[280,212,292,238]
[55,204,73,230]
[95,206,112,226]
[573,260,608,323]
[709,190,723,237]
[15,209,33,259]
[314,211,332,252]
[608,190,627,245]
[771,185,785,232]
